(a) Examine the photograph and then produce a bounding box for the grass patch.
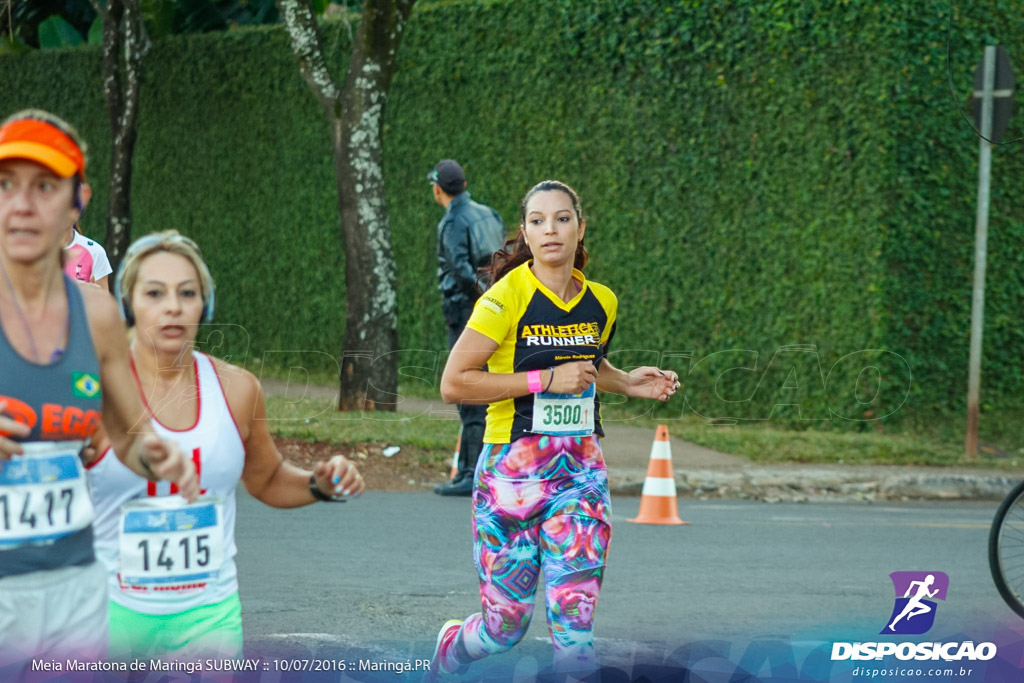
[598,396,1024,469]
[254,364,341,390]
[673,419,966,467]
[265,395,459,456]
[263,381,1024,470]
[256,357,448,400]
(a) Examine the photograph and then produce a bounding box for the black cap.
[427,159,466,195]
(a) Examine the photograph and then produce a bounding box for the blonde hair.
[116,230,215,325]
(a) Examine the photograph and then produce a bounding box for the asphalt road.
[232,491,1021,680]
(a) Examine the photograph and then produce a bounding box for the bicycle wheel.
[990,479,1024,618]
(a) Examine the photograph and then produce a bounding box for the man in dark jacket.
[428,159,505,496]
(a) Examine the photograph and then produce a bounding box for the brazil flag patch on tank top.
[71,371,101,399]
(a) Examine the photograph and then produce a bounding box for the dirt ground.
[274,437,451,492]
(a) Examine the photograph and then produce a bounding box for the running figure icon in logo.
[881,571,949,635]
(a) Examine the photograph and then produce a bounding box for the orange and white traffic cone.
[627,424,688,525]
[448,427,462,480]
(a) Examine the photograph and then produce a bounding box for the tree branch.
[276,0,343,115]
[119,0,148,140]
[101,0,124,128]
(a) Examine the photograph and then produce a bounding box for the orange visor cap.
[0,118,85,179]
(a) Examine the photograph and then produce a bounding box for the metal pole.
[966,45,996,460]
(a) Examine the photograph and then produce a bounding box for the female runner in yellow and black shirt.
[429,180,680,677]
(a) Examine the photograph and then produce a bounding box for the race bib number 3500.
[118,496,225,591]
[531,382,596,437]
[0,441,92,548]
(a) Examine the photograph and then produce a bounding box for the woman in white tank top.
[85,230,364,660]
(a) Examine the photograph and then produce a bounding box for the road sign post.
[966,45,1013,460]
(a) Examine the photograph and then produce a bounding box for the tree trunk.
[99,0,149,276]
[277,0,414,411]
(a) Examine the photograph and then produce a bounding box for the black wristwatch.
[309,473,346,502]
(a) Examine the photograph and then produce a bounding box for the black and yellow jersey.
[466,261,617,444]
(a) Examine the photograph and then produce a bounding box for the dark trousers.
[447,308,487,478]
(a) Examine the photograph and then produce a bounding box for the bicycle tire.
[989,479,1024,618]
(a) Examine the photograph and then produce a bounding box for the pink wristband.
[527,369,543,393]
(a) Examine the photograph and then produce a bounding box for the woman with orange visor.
[0,110,198,673]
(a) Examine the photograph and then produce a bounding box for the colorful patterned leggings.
[445,434,611,674]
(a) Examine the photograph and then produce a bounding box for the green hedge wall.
[0,0,1021,423]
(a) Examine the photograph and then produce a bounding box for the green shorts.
[108,593,243,660]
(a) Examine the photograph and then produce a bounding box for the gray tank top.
[0,277,101,577]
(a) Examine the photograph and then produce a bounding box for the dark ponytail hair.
[487,179,588,285]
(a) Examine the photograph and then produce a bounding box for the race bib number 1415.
[118,496,225,591]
